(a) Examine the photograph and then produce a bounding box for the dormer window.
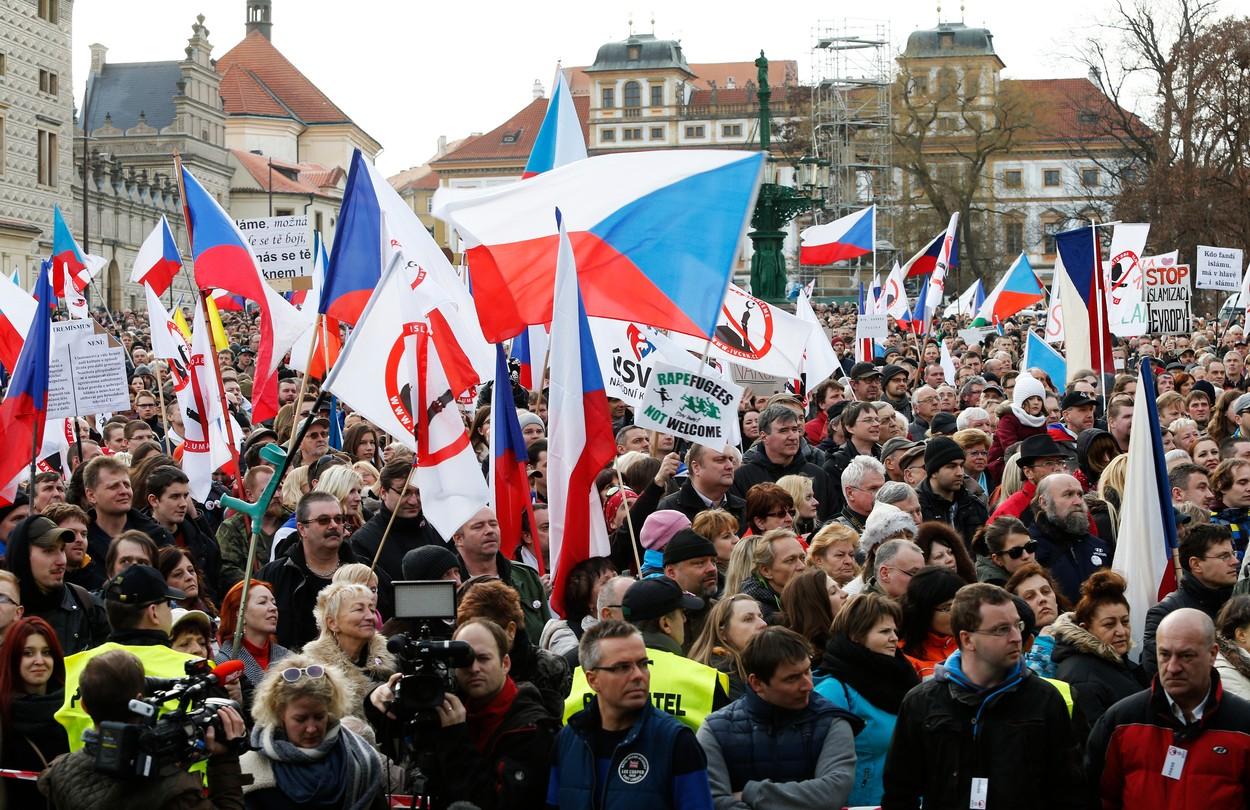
[940,32,954,49]
[628,44,641,61]
[501,128,523,145]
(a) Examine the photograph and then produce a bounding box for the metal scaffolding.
[809,20,893,292]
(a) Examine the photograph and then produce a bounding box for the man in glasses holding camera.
[40,649,247,809]
[882,583,1086,810]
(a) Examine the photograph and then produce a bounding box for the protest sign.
[635,361,743,443]
[1143,259,1191,335]
[47,321,131,419]
[235,215,313,292]
[1196,246,1243,291]
[856,313,888,341]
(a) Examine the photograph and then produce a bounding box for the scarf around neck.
[466,676,518,753]
[819,634,919,715]
[251,719,380,810]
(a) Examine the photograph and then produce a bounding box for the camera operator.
[420,618,558,808]
[38,649,247,809]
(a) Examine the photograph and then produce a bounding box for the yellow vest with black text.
[563,648,728,732]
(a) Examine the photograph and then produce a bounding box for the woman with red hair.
[0,616,69,805]
[215,579,290,691]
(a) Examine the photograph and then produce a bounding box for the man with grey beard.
[1027,473,1112,605]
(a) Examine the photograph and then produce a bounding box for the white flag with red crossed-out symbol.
[178,297,234,501]
[322,253,487,539]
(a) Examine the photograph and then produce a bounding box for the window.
[600,129,616,143]
[623,127,642,141]
[623,81,641,117]
[650,85,663,107]
[722,124,742,137]
[314,211,324,233]
[937,117,960,132]
[275,208,294,217]
[0,53,7,76]
[685,125,706,138]
[628,44,641,61]
[1004,170,1022,188]
[601,86,615,109]
[37,129,57,187]
[1121,168,1139,184]
[425,196,433,214]
[940,32,954,49]
[1043,169,1061,187]
[1081,168,1100,187]
[650,126,664,140]
[910,74,928,95]
[39,69,58,96]
[38,0,58,23]
[1005,221,1024,255]
[937,163,960,186]
[937,67,957,97]
[1043,221,1063,254]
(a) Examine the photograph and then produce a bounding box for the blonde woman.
[807,522,861,587]
[315,465,366,536]
[300,582,396,720]
[776,474,819,537]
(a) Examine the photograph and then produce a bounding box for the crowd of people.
[1,300,1250,809]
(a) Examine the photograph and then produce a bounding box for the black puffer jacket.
[6,514,108,655]
[1141,572,1233,677]
[1051,612,1148,727]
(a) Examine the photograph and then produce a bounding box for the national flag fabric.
[882,262,910,320]
[1106,223,1150,337]
[172,298,192,340]
[902,273,932,334]
[180,165,311,423]
[327,394,343,451]
[50,206,105,300]
[522,68,587,178]
[944,279,985,319]
[129,216,183,296]
[667,283,820,378]
[0,262,53,499]
[1044,273,1065,344]
[901,226,959,278]
[490,345,539,570]
[973,253,1044,326]
[509,325,549,392]
[177,297,231,501]
[868,273,883,313]
[290,233,342,380]
[1022,331,1069,394]
[924,213,960,313]
[434,150,764,343]
[0,268,36,371]
[1054,225,1115,375]
[799,205,875,266]
[855,283,873,364]
[211,290,247,312]
[546,212,617,616]
[1114,358,1179,657]
[939,339,957,384]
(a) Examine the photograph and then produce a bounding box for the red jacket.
[1087,673,1250,810]
[988,411,1048,480]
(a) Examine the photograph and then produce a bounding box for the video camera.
[84,657,245,778]
[386,581,473,720]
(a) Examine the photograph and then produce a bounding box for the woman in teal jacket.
[813,592,919,807]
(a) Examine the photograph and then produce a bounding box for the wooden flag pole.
[152,359,172,454]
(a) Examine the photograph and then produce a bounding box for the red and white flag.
[178,298,233,501]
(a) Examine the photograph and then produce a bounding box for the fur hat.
[857,502,918,558]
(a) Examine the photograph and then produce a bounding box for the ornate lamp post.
[748,52,828,302]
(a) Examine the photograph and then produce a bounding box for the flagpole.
[614,466,644,575]
[1092,224,1110,412]
[152,359,171,454]
[285,313,323,456]
[198,289,244,498]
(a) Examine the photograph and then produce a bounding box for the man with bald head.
[1087,608,1250,809]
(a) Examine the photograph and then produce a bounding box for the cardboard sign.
[235,216,313,292]
[47,321,131,419]
[1143,259,1191,335]
[635,361,743,443]
[1196,245,1244,291]
[856,313,888,340]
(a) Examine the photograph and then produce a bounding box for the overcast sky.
[70,0,1214,177]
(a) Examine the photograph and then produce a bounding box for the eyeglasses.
[300,514,346,527]
[766,511,794,520]
[887,566,922,579]
[849,485,882,496]
[1001,541,1039,559]
[0,594,17,607]
[281,665,326,682]
[305,430,329,440]
[972,621,1026,637]
[590,658,653,676]
[1203,551,1238,563]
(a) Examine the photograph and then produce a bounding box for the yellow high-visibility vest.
[563,648,728,731]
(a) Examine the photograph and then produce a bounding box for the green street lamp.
[748,51,827,302]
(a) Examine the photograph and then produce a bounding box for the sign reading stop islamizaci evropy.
[634,361,744,443]
[1143,258,1192,336]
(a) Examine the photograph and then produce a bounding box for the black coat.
[656,480,746,529]
[916,478,988,547]
[1141,572,1232,677]
[348,505,447,584]
[731,446,837,524]
[83,507,174,584]
[6,514,108,655]
[882,658,1088,810]
[1051,613,1148,727]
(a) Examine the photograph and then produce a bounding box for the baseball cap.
[621,577,703,622]
[103,564,185,604]
[170,608,213,640]
[1060,391,1096,410]
[880,437,916,462]
[297,415,332,434]
[1236,393,1250,415]
[22,515,73,550]
[850,362,883,381]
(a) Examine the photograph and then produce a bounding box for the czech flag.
[799,205,874,266]
[51,206,105,300]
[180,165,311,423]
[1021,332,1068,394]
[0,268,36,371]
[901,227,960,278]
[1114,358,1179,656]
[435,150,764,344]
[509,325,548,392]
[491,345,540,571]
[1054,225,1115,375]
[973,253,1044,326]
[523,68,586,178]
[546,210,616,615]
[0,261,53,500]
[129,216,183,296]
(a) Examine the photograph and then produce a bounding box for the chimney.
[437,135,447,156]
[89,43,107,75]
[1089,65,1103,90]
[246,0,273,40]
[533,78,545,99]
